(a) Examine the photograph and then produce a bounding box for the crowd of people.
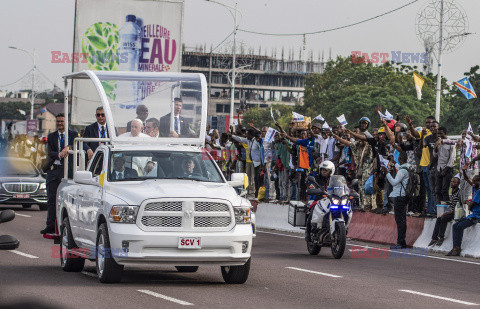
[204,108,480,255]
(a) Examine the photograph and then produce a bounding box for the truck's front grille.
[141,216,182,227]
[194,216,231,227]
[139,200,234,231]
[145,202,182,212]
[3,183,39,193]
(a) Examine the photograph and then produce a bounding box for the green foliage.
[242,104,293,129]
[0,102,30,120]
[300,56,436,129]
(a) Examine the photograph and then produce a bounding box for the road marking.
[14,213,32,218]
[137,289,194,306]
[286,267,342,278]
[7,250,38,259]
[257,230,480,266]
[81,271,97,278]
[399,290,478,306]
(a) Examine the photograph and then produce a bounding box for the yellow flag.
[413,72,425,100]
[99,173,105,187]
[244,174,249,189]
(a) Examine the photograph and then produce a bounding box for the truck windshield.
[108,150,224,183]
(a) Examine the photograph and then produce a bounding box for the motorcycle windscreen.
[327,175,350,197]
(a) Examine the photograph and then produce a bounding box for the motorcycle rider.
[305,160,335,242]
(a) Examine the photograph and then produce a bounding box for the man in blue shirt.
[446,190,480,256]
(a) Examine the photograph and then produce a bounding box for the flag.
[465,122,474,158]
[264,127,277,143]
[337,114,347,125]
[314,114,324,121]
[17,109,26,116]
[377,110,386,119]
[384,109,394,120]
[99,173,106,187]
[413,72,424,100]
[292,112,304,122]
[270,107,275,121]
[40,106,47,114]
[322,121,331,130]
[454,77,477,100]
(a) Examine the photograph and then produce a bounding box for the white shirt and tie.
[173,116,181,135]
[54,132,65,165]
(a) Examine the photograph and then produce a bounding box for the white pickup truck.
[53,71,253,283]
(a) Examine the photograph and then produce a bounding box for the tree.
[241,104,293,129]
[0,102,30,121]
[300,56,436,129]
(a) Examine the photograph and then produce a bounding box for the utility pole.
[435,0,444,122]
[229,1,238,127]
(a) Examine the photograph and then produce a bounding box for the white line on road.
[81,271,97,278]
[14,213,32,218]
[7,250,38,259]
[257,230,480,266]
[286,267,343,278]
[399,289,479,306]
[138,289,194,306]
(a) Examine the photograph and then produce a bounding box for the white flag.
[264,127,277,143]
[292,112,304,122]
[466,122,474,158]
[314,114,324,121]
[17,109,26,116]
[337,114,347,125]
[379,155,390,169]
[384,109,394,120]
[377,110,386,119]
[270,107,275,122]
[322,121,331,130]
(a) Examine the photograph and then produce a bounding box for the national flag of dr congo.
[454,77,477,100]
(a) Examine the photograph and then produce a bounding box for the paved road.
[1,204,480,308]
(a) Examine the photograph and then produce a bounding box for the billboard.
[71,0,184,125]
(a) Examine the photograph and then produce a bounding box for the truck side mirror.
[74,171,99,186]
[229,173,247,188]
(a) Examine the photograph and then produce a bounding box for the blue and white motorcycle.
[306,175,356,259]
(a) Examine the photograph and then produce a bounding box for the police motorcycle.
[0,210,19,250]
[305,175,357,259]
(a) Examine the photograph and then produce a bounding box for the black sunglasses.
[96,113,105,117]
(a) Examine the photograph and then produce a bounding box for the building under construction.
[181,46,325,121]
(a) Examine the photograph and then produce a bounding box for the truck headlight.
[109,205,139,223]
[234,206,251,224]
[39,183,46,190]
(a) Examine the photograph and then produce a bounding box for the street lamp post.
[435,0,444,122]
[205,0,240,126]
[9,46,36,120]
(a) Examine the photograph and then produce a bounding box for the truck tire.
[38,204,48,211]
[60,217,85,272]
[221,258,250,284]
[96,223,124,283]
[175,266,199,273]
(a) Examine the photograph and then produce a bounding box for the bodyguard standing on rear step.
[40,113,77,235]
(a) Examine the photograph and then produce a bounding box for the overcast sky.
[1,0,478,91]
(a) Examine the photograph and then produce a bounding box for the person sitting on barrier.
[446,188,480,256]
[305,160,334,243]
[428,175,461,247]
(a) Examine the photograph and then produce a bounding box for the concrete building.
[181,47,325,122]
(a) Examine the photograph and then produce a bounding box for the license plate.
[13,194,30,199]
[178,237,201,249]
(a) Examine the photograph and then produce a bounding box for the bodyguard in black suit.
[110,157,138,180]
[41,114,78,234]
[159,97,191,137]
[83,107,110,160]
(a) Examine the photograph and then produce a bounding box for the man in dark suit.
[110,156,138,180]
[126,104,148,132]
[83,106,110,160]
[41,113,78,234]
[159,98,191,137]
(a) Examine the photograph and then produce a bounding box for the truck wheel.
[221,258,250,284]
[96,223,124,283]
[38,204,48,211]
[60,217,85,272]
[22,204,32,209]
[175,266,199,273]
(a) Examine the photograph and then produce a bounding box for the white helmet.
[319,160,335,176]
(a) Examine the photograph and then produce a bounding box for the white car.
[53,71,253,284]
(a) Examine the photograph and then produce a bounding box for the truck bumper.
[108,223,252,266]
